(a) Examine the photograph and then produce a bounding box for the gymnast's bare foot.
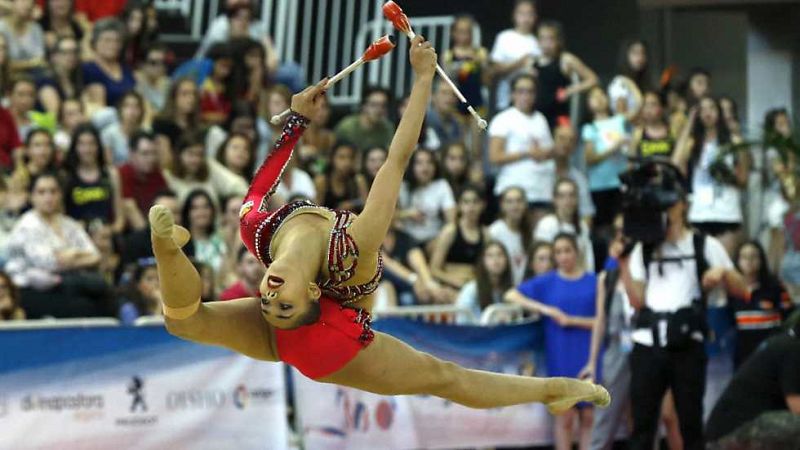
[545,378,611,415]
[149,205,191,247]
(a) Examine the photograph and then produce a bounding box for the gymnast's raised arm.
[349,35,436,254]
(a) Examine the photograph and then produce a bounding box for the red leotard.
[275,297,374,379]
[238,112,379,377]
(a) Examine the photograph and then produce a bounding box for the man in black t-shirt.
[705,318,800,448]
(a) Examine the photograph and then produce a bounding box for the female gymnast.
[149,36,610,413]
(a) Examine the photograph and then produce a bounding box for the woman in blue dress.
[506,232,597,450]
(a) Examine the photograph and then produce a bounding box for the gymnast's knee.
[164,314,201,341]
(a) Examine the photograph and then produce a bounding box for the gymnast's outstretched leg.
[150,205,278,362]
[321,332,610,413]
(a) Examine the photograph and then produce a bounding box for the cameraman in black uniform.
[617,160,748,450]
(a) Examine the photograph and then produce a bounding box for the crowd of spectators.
[0,0,797,448]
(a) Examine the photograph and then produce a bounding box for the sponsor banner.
[0,326,287,450]
[296,310,736,450]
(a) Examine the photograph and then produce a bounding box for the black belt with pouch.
[635,300,707,350]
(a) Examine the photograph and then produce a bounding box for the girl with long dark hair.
[396,148,457,247]
[440,142,471,197]
[455,241,513,322]
[313,141,367,212]
[535,178,595,271]
[215,132,255,182]
[63,123,125,233]
[489,186,532,284]
[674,96,748,255]
[730,240,794,367]
[524,240,554,280]
[430,185,488,289]
[608,39,648,116]
[631,91,674,158]
[181,189,226,277]
[361,146,387,190]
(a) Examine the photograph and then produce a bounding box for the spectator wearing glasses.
[135,43,170,112]
[489,73,555,223]
[0,0,46,73]
[36,36,82,116]
[334,86,396,152]
[0,270,25,320]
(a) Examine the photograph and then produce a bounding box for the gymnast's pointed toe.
[149,205,175,238]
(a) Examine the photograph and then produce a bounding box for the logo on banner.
[338,389,397,432]
[166,389,226,410]
[115,376,158,427]
[128,376,147,412]
[20,393,104,412]
[233,384,275,410]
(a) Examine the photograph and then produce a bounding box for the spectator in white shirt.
[5,172,113,318]
[490,0,540,111]
[535,178,595,272]
[397,148,457,247]
[489,73,555,223]
[489,186,532,284]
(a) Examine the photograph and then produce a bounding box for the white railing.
[479,304,530,326]
[0,317,120,329]
[155,0,479,106]
[134,315,166,326]
[373,305,476,324]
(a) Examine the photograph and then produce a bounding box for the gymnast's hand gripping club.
[270,35,396,125]
[383,0,489,131]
